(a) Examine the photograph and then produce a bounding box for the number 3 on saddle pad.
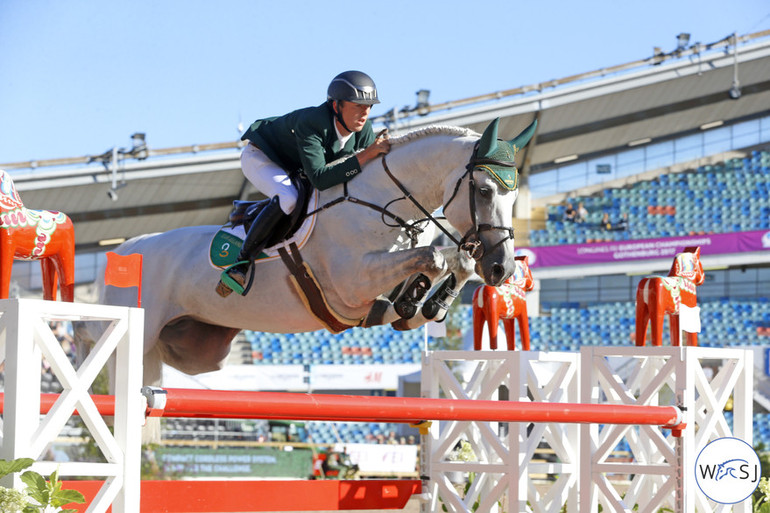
[210,228,250,269]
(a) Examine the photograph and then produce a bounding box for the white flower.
[0,486,29,513]
[447,440,477,462]
[759,476,770,498]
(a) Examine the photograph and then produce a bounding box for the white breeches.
[240,143,298,215]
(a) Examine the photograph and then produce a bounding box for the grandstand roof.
[3,31,770,254]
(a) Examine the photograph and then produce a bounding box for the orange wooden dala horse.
[635,246,704,347]
[472,255,534,350]
[0,170,75,301]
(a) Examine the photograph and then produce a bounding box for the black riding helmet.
[327,71,380,105]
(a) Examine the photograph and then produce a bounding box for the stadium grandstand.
[3,29,770,455]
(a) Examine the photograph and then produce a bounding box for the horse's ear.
[684,246,700,257]
[508,119,538,152]
[477,118,501,158]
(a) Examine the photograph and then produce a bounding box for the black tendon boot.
[393,274,432,319]
[216,196,286,297]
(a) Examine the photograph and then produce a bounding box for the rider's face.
[335,101,371,134]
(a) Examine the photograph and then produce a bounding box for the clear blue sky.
[1,0,768,165]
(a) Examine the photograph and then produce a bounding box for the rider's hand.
[372,130,391,156]
[357,130,390,167]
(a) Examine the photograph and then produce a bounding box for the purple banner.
[518,230,770,268]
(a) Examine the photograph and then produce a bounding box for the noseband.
[380,141,516,261]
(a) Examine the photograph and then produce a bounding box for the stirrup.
[216,261,249,297]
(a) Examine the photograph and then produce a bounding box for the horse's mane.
[388,125,477,146]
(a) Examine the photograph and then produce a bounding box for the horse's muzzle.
[478,249,514,287]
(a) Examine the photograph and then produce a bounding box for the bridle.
[307,140,517,261]
[380,140,517,261]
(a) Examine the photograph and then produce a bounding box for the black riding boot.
[216,196,286,297]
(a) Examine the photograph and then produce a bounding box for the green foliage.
[0,459,36,479]
[440,472,481,513]
[440,441,490,512]
[0,458,85,513]
[757,442,770,478]
[754,443,770,507]
[755,477,770,513]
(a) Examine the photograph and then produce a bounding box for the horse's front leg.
[365,249,475,331]
[368,246,448,296]
[332,245,448,323]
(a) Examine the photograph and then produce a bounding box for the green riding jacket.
[241,102,375,191]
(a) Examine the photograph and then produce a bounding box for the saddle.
[227,174,313,248]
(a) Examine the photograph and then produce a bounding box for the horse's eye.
[478,186,493,198]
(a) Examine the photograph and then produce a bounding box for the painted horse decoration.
[472,255,534,350]
[635,246,704,346]
[0,170,75,301]
[79,118,537,389]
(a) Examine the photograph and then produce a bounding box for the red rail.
[0,393,115,416]
[144,387,685,431]
[0,389,685,431]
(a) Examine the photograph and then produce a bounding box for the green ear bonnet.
[474,118,537,191]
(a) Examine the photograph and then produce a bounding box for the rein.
[306,182,427,245]
[306,140,517,259]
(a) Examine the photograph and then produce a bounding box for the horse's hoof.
[395,301,417,319]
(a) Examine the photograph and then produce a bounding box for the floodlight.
[416,89,431,115]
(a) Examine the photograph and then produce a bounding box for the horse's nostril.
[490,263,505,284]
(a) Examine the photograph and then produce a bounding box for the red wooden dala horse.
[0,170,75,301]
[472,255,534,350]
[635,246,704,347]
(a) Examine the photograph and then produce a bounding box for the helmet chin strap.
[332,101,352,133]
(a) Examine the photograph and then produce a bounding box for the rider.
[216,70,391,297]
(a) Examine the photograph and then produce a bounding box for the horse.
[77,118,537,393]
[471,255,534,350]
[0,170,75,301]
[635,246,704,347]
